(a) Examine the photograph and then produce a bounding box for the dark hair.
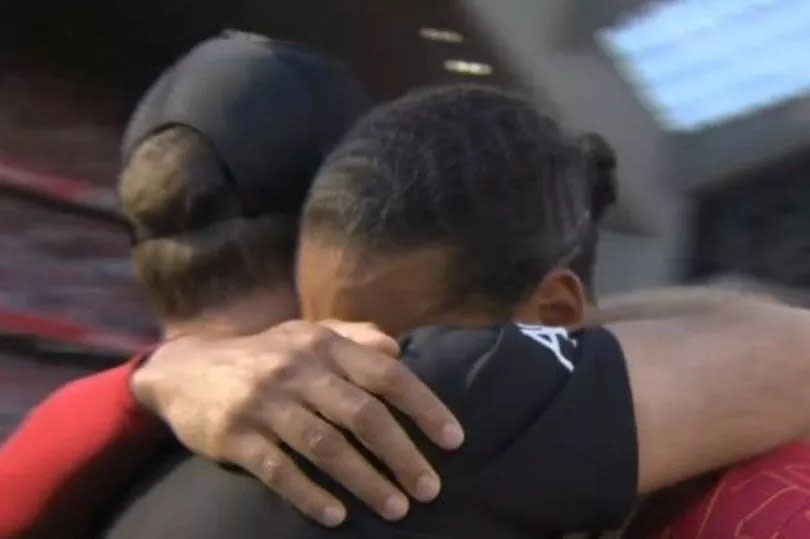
[120,126,297,321]
[303,85,617,314]
[565,132,617,289]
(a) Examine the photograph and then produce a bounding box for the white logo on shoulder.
[516,324,576,372]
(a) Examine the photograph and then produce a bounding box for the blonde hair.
[119,126,297,321]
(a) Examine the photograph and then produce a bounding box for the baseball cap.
[122,30,371,218]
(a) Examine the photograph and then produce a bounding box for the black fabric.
[122,31,371,220]
[103,324,637,538]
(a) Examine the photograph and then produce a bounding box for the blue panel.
[598,0,810,130]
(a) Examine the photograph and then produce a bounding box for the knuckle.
[354,332,384,347]
[317,318,342,330]
[281,325,334,357]
[304,424,346,460]
[349,395,387,436]
[301,326,334,350]
[259,454,288,487]
[207,407,234,437]
[276,319,308,333]
[267,360,302,384]
[356,322,385,338]
[204,411,242,456]
[374,361,408,390]
[366,336,399,357]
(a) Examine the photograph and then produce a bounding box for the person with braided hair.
[100,85,810,538]
[296,85,617,332]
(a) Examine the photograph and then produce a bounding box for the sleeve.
[478,325,637,531]
[401,323,638,532]
[0,353,172,539]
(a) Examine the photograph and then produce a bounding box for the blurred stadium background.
[2,0,809,438]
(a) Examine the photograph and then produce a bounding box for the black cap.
[122,30,371,217]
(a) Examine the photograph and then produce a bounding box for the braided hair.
[303,85,617,313]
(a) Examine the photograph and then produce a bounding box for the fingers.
[302,372,441,503]
[327,337,465,451]
[266,402,411,521]
[319,320,400,357]
[227,431,347,527]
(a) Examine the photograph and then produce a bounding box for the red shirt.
[3,357,810,539]
[0,358,170,539]
[628,442,810,539]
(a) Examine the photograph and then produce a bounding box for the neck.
[163,286,298,339]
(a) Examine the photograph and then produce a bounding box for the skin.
[135,288,463,525]
[137,235,810,530]
[126,143,810,531]
[296,239,588,341]
[295,235,810,497]
[164,286,300,339]
[137,240,587,526]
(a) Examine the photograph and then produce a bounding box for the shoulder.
[400,323,625,394]
[104,452,421,539]
[104,452,344,539]
[399,324,628,435]
[398,324,636,530]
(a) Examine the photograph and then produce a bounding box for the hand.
[130,320,464,526]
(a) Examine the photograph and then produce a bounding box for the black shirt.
[103,324,637,538]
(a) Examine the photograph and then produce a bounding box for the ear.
[512,268,588,327]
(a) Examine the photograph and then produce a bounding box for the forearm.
[607,297,810,494]
[588,286,779,325]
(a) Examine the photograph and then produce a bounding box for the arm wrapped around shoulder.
[605,293,810,494]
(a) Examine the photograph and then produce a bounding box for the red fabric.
[0,355,171,539]
[639,442,810,539]
[0,159,117,214]
[0,310,151,352]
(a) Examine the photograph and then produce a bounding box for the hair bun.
[119,126,242,245]
[577,132,617,221]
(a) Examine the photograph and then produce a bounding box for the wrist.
[129,335,196,419]
[129,355,157,414]
[129,343,175,418]
[107,350,172,439]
